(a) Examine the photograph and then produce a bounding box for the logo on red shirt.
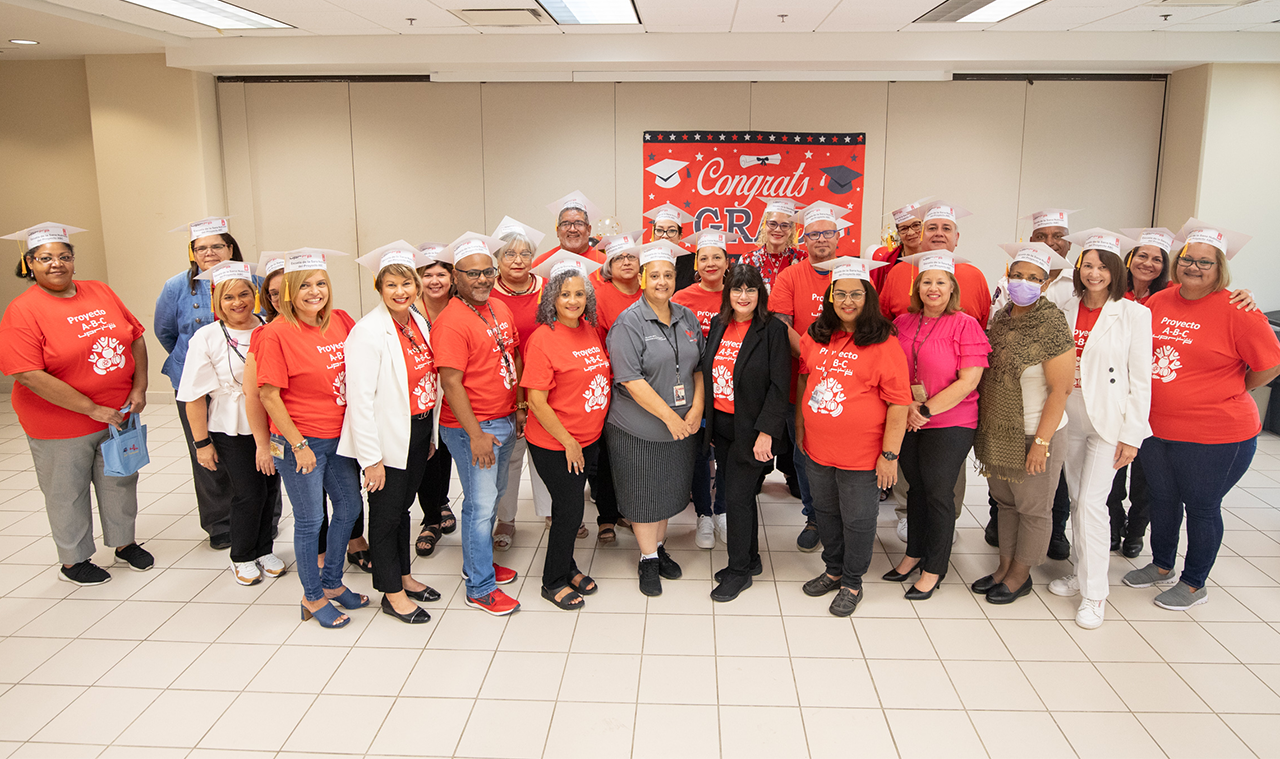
[88,337,128,375]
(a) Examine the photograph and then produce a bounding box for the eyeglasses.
[764,220,792,231]
[500,250,534,262]
[1008,272,1047,284]
[832,290,866,302]
[897,221,922,234]
[804,230,839,241]
[652,227,681,239]
[613,254,638,263]
[456,267,498,280]
[1177,256,1217,271]
[193,243,229,255]
[729,286,759,297]
[32,254,74,265]
[558,220,589,231]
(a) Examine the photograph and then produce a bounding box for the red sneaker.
[466,588,521,616]
[494,564,518,585]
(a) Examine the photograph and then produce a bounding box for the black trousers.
[368,415,432,594]
[1107,455,1151,540]
[592,435,622,526]
[530,440,599,591]
[211,432,281,564]
[901,426,974,577]
[176,397,233,538]
[417,434,453,527]
[713,412,766,576]
[1051,471,1070,538]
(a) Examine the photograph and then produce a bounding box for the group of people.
[2,188,1277,633]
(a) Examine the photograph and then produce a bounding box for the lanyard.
[909,314,942,384]
[219,317,262,387]
[657,319,681,377]
[459,297,517,379]
[396,315,426,355]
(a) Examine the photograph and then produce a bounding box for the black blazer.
[701,312,792,455]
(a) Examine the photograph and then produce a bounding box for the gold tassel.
[19,255,28,277]
[188,242,196,263]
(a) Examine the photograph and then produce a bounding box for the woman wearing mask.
[606,240,704,596]
[412,245,457,557]
[972,243,1074,605]
[340,242,442,623]
[1123,221,1280,610]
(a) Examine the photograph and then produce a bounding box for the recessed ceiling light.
[538,0,640,25]
[957,0,1047,23]
[121,0,290,30]
[8,39,39,45]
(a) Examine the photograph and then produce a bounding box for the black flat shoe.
[1047,534,1070,562]
[970,574,998,594]
[1122,535,1144,559]
[380,594,430,624]
[715,556,763,583]
[710,573,752,602]
[541,585,584,610]
[346,550,373,573]
[985,577,1033,605]
[882,562,921,583]
[1110,535,1123,552]
[905,577,942,601]
[404,585,441,603]
[983,519,999,548]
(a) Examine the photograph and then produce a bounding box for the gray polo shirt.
[605,296,705,443]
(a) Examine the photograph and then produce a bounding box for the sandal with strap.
[439,505,458,535]
[301,601,349,628]
[493,520,515,552]
[346,550,374,574]
[541,585,584,610]
[328,587,370,610]
[569,572,598,596]
[576,523,589,539]
[416,525,442,557]
[597,525,617,546]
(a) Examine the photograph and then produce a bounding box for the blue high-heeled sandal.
[301,601,350,628]
[328,587,370,610]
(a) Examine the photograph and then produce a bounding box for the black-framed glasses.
[193,243,229,255]
[1177,255,1217,271]
[32,254,75,265]
[729,286,759,296]
[558,220,588,230]
[1008,271,1047,284]
[457,267,498,280]
[804,230,839,241]
[652,226,681,239]
[897,221,922,234]
[764,220,792,231]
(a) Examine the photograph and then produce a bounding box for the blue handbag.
[101,413,150,477]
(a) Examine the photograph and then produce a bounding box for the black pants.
[1107,456,1151,540]
[1051,471,1070,539]
[211,432,281,564]
[901,426,973,577]
[176,397,233,538]
[368,415,432,594]
[713,412,766,576]
[807,461,879,591]
[417,434,453,527]
[592,435,622,526]
[530,440,599,591]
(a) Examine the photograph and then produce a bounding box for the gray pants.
[29,428,140,565]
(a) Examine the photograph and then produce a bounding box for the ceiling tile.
[992,0,1146,31]
[1196,0,1280,24]
[1075,3,1221,30]
[730,0,843,32]
[819,0,947,31]
[637,0,736,32]
[322,0,467,28]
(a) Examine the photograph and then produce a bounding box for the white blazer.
[338,303,439,470]
[1065,295,1153,448]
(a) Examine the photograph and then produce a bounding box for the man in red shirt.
[532,191,604,268]
[434,233,524,616]
[878,200,991,329]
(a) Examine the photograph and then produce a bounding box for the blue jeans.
[1141,435,1257,589]
[274,435,363,602]
[785,405,815,519]
[692,437,726,517]
[440,415,517,598]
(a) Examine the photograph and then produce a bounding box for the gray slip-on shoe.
[1122,562,1178,589]
[1153,581,1208,611]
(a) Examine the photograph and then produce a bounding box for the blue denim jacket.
[155,269,263,392]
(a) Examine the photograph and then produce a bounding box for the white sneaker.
[256,553,286,579]
[713,514,728,545]
[952,527,959,545]
[1048,574,1081,597]
[695,516,715,549]
[1076,597,1105,629]
[895,516,908,544]
[232,560,262,586]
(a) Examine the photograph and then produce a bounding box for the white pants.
[496,435,553,522]
[1063,393,1115,601]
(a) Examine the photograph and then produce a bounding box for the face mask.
[1007,278,1043,307]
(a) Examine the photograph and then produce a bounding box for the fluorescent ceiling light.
[958,0,1046,23]
[538,0,639,24]
[122,0,291,29]
[8,38,39,44]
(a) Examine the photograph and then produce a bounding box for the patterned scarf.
[974,298,1073,483]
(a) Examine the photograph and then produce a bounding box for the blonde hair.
[1171,244,1230,292]
[907,269,962,314]
[212,277,259,323]
[754,211,798,250]
[279,268,334,331]
[374,263,422,294]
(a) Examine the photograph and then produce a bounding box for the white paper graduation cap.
[491,216,546,250]
[813,256,889,283]
[283,247,348,273]
[1173,218,1251,260]
[680,229,743,253]
[638,239,691,268]
[759,197,805,218]
[442,233,503,267]
[1120,227,1176,253]
[645,158,690,189]
[643,203,695,226]
[796,201,852,227]
[547,191,602,223]
[596,230,645,261]
[355,240,430,275]
[195,260,254,286]
[1021,209,1079,232]
[170,216,230,241]
[999,242,1071,274]
[3,221,87,250]
[897,251,971,276]
[888,198,931,226]
[257,251,286,277]
[915,200,972,224]
[1064,228,1135,258]
[532,251,603,280]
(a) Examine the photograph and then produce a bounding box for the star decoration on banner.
[650,194,655,200]
[648,153,656,161]
[769,135,776,141]
[640,130,867,147]
[805,151,813,158]
[695,152,703,160]
[819,136,826,143]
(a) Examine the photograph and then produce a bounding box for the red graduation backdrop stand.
[642,130,866,256]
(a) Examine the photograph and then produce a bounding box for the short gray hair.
[497,232,537,259]
[536,269,597,327]
[558,207,590,227]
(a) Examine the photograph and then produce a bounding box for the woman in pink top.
[883,253,990,600]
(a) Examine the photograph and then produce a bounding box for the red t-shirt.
[1124,289,1158,307]
[1147,286,1280,444]
[398,318,438,415]
[592,278,643,337]
[520,321,612,450]
[0,280,146,439]
[432,297,520,428]
[879,261,992,329]
[711,318,750,414]
[868,245,901,292]
[671,283,723,337]
[254,310,356,439]
[1073,302,1102,389]
[532,245,605,268]
[798,332,912,471]
[489,277,543,359]
[771,261,831,399]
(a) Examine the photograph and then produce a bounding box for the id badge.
[270,440,285,460]
[911,384,928,403]
[673,383,687,405]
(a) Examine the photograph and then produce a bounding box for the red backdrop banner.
[642,129,866,254]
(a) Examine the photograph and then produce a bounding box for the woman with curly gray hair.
[523,254,611,608]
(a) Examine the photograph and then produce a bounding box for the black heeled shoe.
[905,576,943,601]
[404,585,441,603]
[882,561,921,583]
[380,594,430,624]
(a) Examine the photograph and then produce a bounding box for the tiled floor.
[3,400,1280,758]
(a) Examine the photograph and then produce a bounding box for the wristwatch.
[881,450,899,462]
[919,404,933,419]
[291,439,310,452]
[193,438,212,449]
[516,401,529,411]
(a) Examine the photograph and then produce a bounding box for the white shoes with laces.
[896,517,908,544]
[1048,574,1081,597]
[257,553,286,579]
[714,513,728,546]
[696,516,715,549]
[1076,597,1105,629]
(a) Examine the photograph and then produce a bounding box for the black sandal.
[597,525,616,546]
[569,572,598,596]
[346,550,374,573]
[541,585,584,610]
[439,505,457,535]
[416,525,442,557]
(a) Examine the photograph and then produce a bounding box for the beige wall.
[1156,65,1210,232]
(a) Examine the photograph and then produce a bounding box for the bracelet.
[193,438,212,449]
[291,439,309,452]
[1033,437,1050,447]
[516,401,529,411]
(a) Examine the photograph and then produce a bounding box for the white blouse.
[176,321,259,435]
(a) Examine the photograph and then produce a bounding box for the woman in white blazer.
[339,244,443,624]
[1047,231,1152,630]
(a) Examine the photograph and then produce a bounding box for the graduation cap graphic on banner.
[819,164,862,195]
[645,158,690,189]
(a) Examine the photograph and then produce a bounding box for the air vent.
[450,8,553,26]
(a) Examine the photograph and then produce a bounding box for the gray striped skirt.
[605,423,699,524]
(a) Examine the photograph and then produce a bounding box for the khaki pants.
[29,428,139,565]
[987,430,1067,568]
